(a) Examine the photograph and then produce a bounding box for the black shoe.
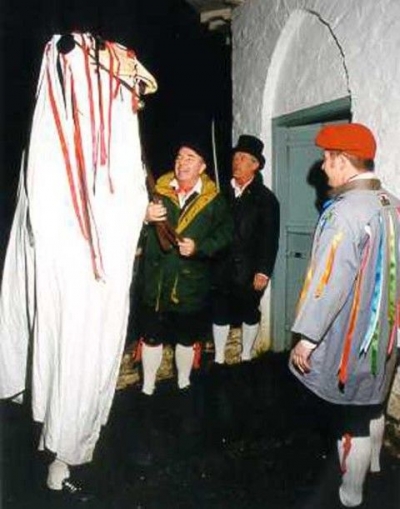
[58,477,95,503]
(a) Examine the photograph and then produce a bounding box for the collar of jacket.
[328,177,381,199]
[155,171,219,235]
[231,171,264,196]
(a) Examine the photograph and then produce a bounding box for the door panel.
[285,227,314,336]
[276,124,322,349]
[272,117,349,351]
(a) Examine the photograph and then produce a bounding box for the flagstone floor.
[1,348,399,509]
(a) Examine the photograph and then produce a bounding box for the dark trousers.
[212,283,264,326]
[138,304,211,347]
[294,378,383,439]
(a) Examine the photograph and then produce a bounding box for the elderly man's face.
[174,146,206,190]
[232,151,259,186]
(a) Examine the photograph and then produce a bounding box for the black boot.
[59,475,96,503]
[46,465,96,504]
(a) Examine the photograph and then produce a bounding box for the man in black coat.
[212,135,280,363]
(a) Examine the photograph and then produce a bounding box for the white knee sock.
[369,414,385,472]
[142,343,163,395]
[241,322,259,361]
[337,435,371,507]
[47,458,70,490]
[175,344,195,389]
[212,324,230,364]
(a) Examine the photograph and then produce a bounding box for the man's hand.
[290,338,317,374]
[178,238,196,257]
[253,273,269,291]
[145,201,167,223]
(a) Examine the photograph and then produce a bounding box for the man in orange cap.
[289,123,400,507]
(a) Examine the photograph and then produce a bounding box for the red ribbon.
[193,342,202,369]
[133,338,144,362]
[340,433,352,474]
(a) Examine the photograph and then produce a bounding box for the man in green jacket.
[138,140,233,396]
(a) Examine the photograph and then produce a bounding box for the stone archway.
[256,8,350,353]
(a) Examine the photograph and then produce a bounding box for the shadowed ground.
[1,351,399,509]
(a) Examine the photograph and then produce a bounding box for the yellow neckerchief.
[155,171,218,235]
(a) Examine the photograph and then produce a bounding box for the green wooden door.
[272,124,322,350]
[271,99,351,351]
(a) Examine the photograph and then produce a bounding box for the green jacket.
[141,171,233,313]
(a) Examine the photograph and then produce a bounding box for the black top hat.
[232,134,265,169]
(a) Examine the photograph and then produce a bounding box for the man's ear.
[199,163,206,174]
[338,152,349,167]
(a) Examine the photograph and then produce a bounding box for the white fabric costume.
[0,33,157,465]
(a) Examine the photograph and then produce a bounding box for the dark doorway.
[0,0,232,255]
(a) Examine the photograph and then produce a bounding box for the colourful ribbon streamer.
[338,237,370,385]
[359,220,384,355]
[315,232,343,298]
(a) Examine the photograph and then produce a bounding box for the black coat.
[214,172,280,289]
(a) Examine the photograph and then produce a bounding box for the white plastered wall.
[232,0,400,353]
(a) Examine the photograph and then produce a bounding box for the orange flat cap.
[315,123,376,159]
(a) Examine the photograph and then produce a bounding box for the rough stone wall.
[231,0,400,430]
[232,0,400,193]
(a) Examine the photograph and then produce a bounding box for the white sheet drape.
[0,33,152,464]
